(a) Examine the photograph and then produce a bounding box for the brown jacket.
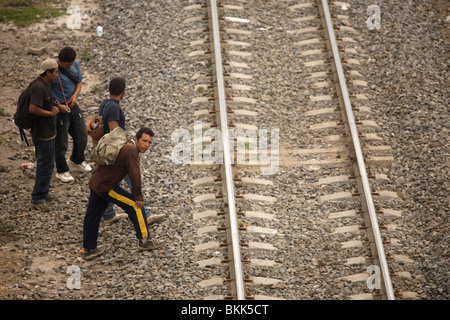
[89,140,143,201]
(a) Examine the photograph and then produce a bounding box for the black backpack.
[14,79,38,146]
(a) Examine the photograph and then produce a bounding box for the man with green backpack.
[83,127,161,259]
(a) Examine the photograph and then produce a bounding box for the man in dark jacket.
[82,127,160,260]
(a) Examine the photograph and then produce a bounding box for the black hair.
[136,127,154,139]
[40,68,56,78]
[58,46,77,62]
[109,77,126,96]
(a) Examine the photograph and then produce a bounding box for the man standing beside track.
[82,127,161,260]
[28,59,70,211]
[50,46,91,183]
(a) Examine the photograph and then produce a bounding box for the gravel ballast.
[0,0,447,300]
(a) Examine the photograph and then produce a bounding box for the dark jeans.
[31,137,55,202]
[83,187,150,250]
[55,104,88,173]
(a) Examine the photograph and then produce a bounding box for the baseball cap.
[38,59,58,75]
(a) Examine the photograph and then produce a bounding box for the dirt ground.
[0,0,101,298]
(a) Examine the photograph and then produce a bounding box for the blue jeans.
[55,104,88,173]
[31,138,55,202]
[103,175,149,220]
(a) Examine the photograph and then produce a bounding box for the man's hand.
[135,200,144,209]
[67,93,78,108]
[50,106,60,116]
[58,103,71,113]
[68,82,82,107]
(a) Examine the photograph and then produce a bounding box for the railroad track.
[288,0,418,300]
[183,0,418,300]
[184,0,280,300]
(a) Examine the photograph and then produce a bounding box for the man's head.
[38,59,58,82]
[109,77,126,97]
[134,127,154,154]
[58,46,77,70]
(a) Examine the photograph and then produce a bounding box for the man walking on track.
[82,127,161,260]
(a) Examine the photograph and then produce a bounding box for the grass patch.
[0,0,65,27]
[80,46,93,63]
[0,222,17,244]
[0,223,16,234]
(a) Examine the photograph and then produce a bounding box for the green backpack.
[90,126,127,166]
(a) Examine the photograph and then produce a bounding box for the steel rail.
[317,0,395,300]
[209,0,246,300]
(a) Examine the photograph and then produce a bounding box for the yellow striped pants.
[83,187,149,250]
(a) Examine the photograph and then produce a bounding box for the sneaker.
[83,247,105,260]
[69,160,92,172]
[103,213,127,225]
[147,213,165,226]
[31,201,50,212]
[138,239,161,251]
[56,171,74,183]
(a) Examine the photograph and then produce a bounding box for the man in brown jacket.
[82,127,160,260]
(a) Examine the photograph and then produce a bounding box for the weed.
[0,0,65,27]
[81,46,93,63]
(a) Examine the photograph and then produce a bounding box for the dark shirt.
[29,77,56,140]
[98,99,125,134]
[89,140,143,201]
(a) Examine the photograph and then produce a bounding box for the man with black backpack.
[24,59,70,210]
[50,46,91,183]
